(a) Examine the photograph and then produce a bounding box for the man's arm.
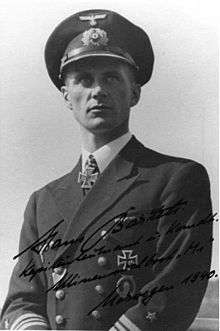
[110,162,213,331]
[0,193,50,330]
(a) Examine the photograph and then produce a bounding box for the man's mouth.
[89,105,111,112]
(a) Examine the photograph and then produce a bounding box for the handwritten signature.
[13,197,218,319]
[15,199,217,293]
[14,199,188,260]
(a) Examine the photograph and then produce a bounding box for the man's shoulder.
[35,169,74,197]
[132,138,209,180]
[133,138,198,167]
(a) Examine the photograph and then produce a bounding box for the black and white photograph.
[0,1,218,330]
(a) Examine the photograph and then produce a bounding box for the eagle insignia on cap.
[82,28,109,47]
[79,14,107,26]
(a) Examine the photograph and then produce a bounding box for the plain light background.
[0,0,218,307]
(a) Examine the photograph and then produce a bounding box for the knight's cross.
[79,14,107,26]
[146,311,157,322]
[78,171,99,189]
[117,250,138,270]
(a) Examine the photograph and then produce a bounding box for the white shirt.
[81,132,132,174]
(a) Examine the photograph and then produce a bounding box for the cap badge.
[82,28,109,47]
[79,14,107,26]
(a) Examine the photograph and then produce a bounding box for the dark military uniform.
[0,137,213,330]
[0,9,213,331]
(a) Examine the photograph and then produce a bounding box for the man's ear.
[61,86,72,110]
[130,83,141,108]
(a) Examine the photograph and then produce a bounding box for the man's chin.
[86,120,117,134]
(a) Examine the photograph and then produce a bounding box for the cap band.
[60,45,137,70]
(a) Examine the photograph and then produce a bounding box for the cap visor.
[61,51,137,70]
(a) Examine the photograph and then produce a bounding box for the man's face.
[61,58,140,135]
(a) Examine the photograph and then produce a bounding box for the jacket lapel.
[53,137,141,263]
[49,157,83,225]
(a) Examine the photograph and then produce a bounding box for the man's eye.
[78,76,92,86]
[106,75,120,83]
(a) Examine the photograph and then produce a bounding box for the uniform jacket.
[0,137,213,330]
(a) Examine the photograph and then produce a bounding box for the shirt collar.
[81,132,132,173]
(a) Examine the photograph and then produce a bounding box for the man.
[0,9,213,331]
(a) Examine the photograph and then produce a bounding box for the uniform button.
[49,240,54,248]
[55,315,64,325]
[55,289,65,300]
[91,310,101,320]
[95,284,104,295]
[101,230,108,239]
[53,267,64,275]
[98,256,107,266]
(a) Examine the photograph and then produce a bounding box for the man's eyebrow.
[104,70,120,76]
[69,71,91,81]
[74,70,90,76]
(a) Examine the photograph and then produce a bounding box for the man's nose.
[91,80,108,99]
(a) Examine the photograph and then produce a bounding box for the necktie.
[78,154,100,191]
